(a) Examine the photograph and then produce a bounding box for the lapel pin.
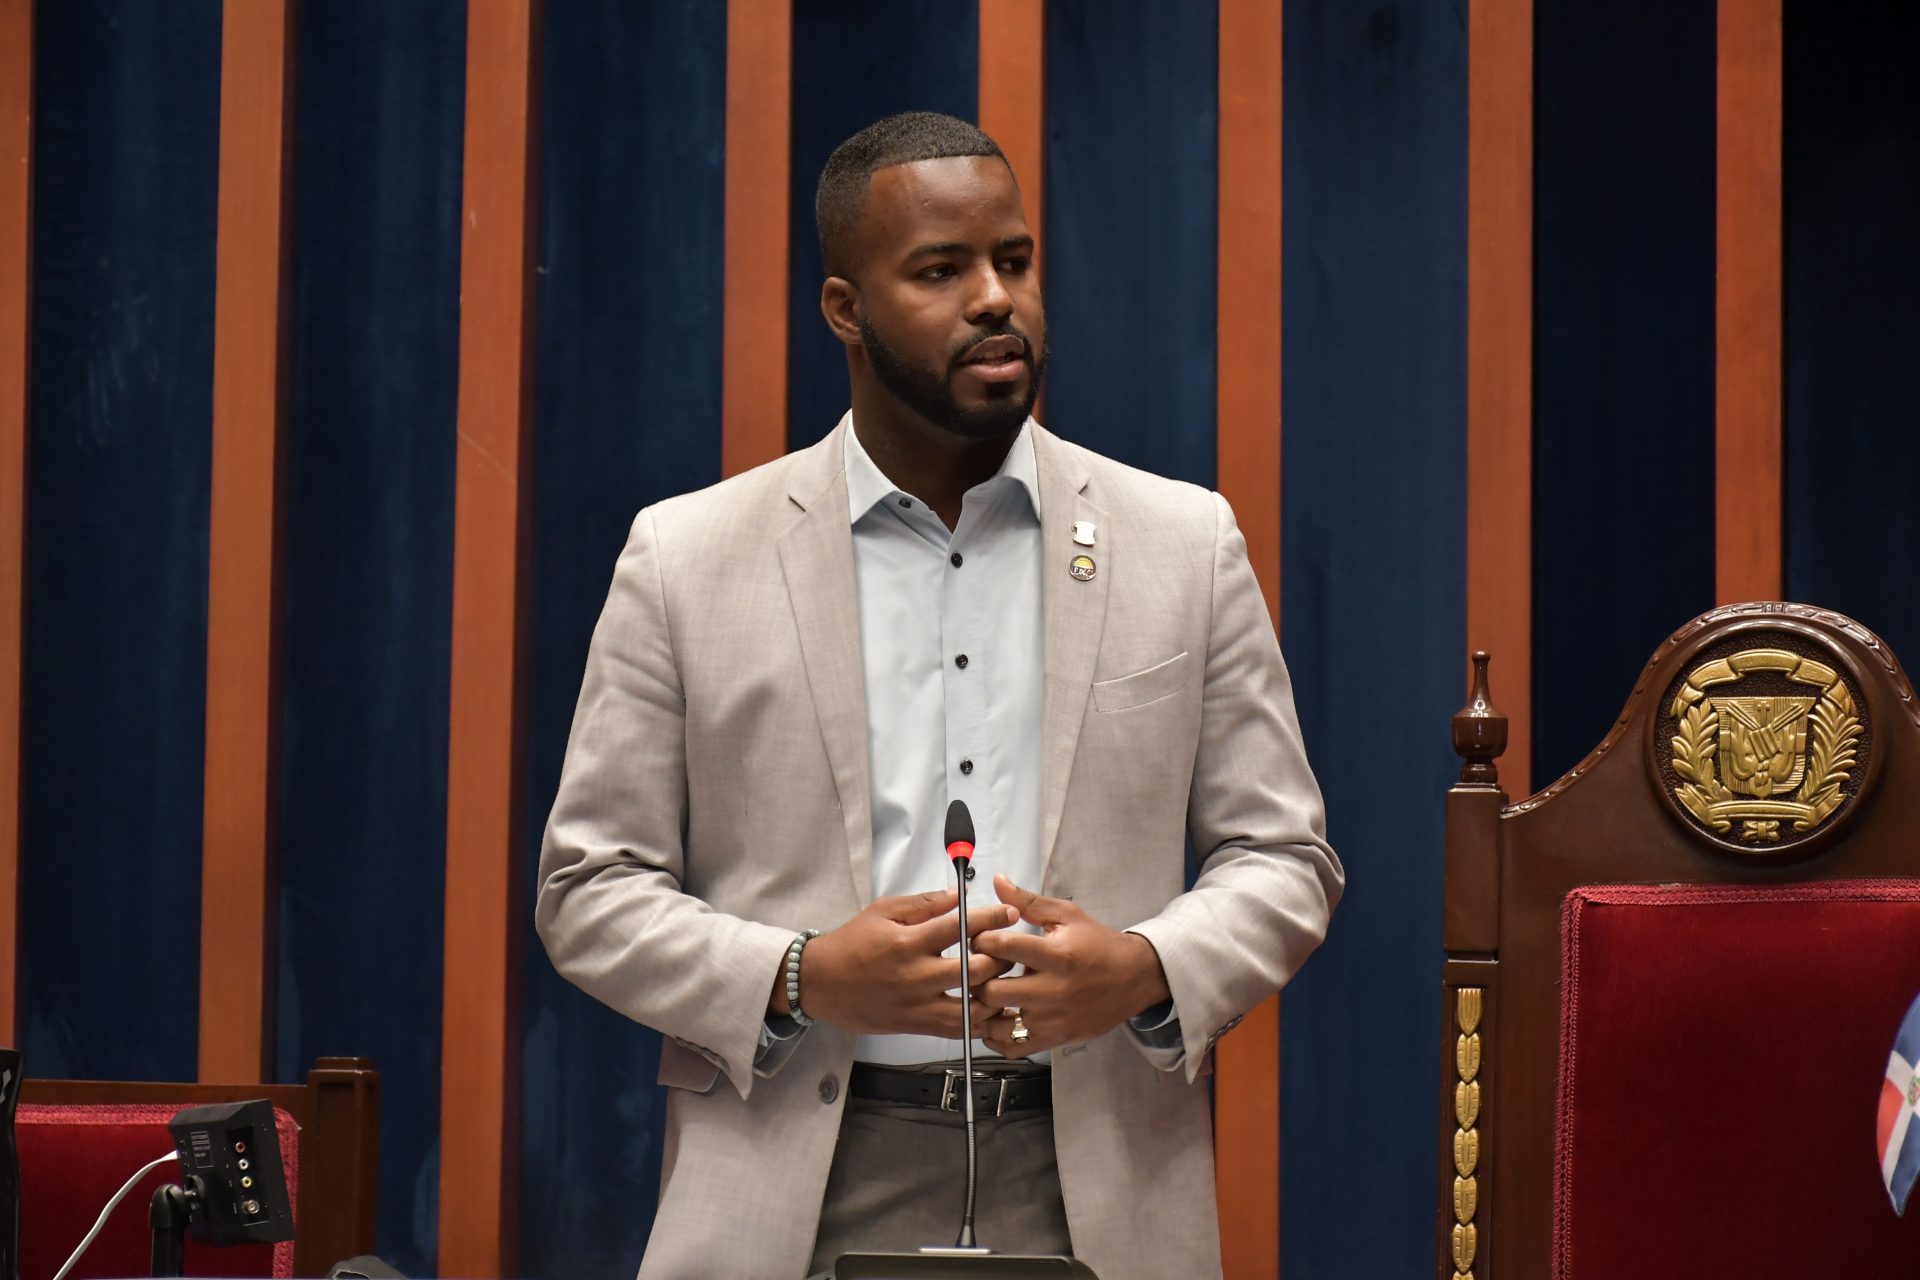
[1070,521,1097,547]
[1069,554,1097,582]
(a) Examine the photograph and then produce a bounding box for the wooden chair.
[19,1055,379,1279]
[1439,603,1920,1278]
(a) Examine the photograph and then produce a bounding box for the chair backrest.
[1438,604,1920,1279]
[19,1055,378,1279]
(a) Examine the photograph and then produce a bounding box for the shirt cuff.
[1127,998,1181,1047]
[754,1012,804,1064]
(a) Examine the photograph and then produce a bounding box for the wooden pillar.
[1468,0,1534,800]
[1715,0,1783,605]
[1215,0,1283,1275]
[0,0,31,1048]
[438,0,538,1272]
[721,0,792,477]
[978,0,1046,267]
[199,0,294,1084]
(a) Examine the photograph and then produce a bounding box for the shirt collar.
[842,412,1041,526]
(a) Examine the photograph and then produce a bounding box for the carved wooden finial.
[1453,650,1508,785]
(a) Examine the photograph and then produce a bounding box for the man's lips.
[957,335,1028,383]
[962,335,1026,365]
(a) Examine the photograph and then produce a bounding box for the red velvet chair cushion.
[17,1102,298,1280]
[1554,880,1920,1277]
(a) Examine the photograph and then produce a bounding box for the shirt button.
[898,497,912,509]
[950,552,963,568]
[960,759,974,775]
[819,1075,839,1104]
[955,654,969,669]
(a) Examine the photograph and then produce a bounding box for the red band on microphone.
[946,841,974,863]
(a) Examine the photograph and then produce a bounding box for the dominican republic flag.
[1878,992,1920,1213]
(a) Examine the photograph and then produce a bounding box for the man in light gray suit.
[536,112,1342,1280]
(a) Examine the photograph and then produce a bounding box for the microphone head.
[944,799,975,861]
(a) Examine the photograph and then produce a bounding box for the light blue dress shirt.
[762,413,1177,1067]
[843,415,1048,1065]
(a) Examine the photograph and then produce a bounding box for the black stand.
[149,1181,200,1279]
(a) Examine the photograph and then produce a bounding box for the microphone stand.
[952,853,982,1250]
[828,799,1098,1278]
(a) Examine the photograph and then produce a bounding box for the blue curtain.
[1044,0,1218,485]
[1531,0,1716,786]
[1784,2,1920,661]
[519,4,729,1276]
[786,0,980,450]
[1278,2,1465,1274]
[275,3,468,1273]
[18,0,220,1085]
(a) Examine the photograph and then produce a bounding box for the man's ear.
[820,276,863,347]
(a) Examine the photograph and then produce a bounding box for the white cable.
[50,1149,180,1280]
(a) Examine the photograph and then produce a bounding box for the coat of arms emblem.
[1666,646,1865,847]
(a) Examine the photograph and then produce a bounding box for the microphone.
[945,798,976,866]
[944,799,985,1251]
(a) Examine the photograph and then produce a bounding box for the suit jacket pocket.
[658,1036,722,1094]
[1092,651,1191,713]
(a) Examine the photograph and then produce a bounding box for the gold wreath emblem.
[1668,648,1863,843]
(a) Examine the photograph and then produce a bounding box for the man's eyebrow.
[902,234,1036,259]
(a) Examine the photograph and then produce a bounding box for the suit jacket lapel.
[776,422,876,903]
[1033,427,1109,888]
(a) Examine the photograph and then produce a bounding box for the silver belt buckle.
[938,1069,1012,1118]
[938,1069,962,1113]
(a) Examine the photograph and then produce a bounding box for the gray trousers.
[807,1085,1073,1276]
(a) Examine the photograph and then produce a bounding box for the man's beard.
[859,315,1047,441]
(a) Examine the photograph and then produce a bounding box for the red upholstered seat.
[1553,881,1920,1278]
[17,1102,297,1280]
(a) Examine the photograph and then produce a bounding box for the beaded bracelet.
[785,929,821,1027]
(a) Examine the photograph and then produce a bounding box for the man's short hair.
[815,111,1010,278]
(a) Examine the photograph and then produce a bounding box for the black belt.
[848,1063,1052,1117]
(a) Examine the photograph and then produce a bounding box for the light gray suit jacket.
[535,420,1342,1280]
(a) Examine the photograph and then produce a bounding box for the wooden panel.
[978,0,1045,266]
[1715,0,1783,605]
[1218,999,1282,1280]
[1468,0,1533,800]
[0,0,30,1047]
[1215,1,1283,1275]
[199,0,293,1085]
[439,0,536,1273]
[721,0,792,477]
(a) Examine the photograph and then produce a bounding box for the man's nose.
[965,261,1014,324]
